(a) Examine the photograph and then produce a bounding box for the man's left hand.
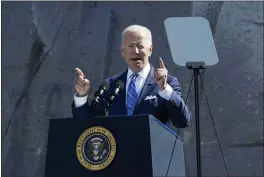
[155,57,168,90]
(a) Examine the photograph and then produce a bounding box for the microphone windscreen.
[116,80,124,89]
[100,81,110,90]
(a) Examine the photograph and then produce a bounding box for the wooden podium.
[45,115,186,177]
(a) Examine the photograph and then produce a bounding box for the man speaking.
[72,25,191,128]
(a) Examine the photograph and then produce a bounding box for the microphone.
[108,80,125,101]
[105,80,125,115]
[92,81,110,104]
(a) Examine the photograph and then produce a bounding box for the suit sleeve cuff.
[74,93,88,107]
[158,84,173,100]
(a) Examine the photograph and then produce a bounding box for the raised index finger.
[159,57,165,69]
[75,68,84,77]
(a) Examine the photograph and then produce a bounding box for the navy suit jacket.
[72,65,191,128]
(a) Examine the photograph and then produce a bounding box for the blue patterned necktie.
[127,73,139,115]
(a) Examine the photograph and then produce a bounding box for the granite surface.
[2,1,263,177]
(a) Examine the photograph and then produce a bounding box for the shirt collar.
[127,63,151,80]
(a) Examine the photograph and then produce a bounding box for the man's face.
[121,31,152,73]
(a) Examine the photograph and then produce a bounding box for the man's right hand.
[74,68,90,97]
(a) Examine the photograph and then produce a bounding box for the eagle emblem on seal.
[88,137,107,161]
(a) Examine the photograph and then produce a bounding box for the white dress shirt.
[74,63,173,107]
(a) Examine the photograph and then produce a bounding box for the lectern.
[45,115,186,177]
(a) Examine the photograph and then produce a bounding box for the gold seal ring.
[76,126,116,171]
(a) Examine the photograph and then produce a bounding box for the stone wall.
[2,1,263,177]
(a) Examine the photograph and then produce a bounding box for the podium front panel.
[45,116,153,177]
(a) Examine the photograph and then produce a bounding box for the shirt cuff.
[158,84,173,100]
[74,93,88,107]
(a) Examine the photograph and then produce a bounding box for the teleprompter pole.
[186,61,205,177]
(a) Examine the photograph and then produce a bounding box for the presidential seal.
[76,126,116,171]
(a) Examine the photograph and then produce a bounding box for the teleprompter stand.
[164,17,219,177]
[186,61,205,177]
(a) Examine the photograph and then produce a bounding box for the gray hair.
[121,25,152,45]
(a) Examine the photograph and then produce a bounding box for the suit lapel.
[135,65,158,108]
[112,70,127,115]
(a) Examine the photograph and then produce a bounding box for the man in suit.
[72,24,191,128]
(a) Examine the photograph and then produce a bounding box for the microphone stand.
[104,84,124,116]
[186,61,205,177]
[104,102,111,116]
[104,92,117,116]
